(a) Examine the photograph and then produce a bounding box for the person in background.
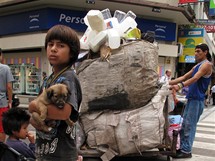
[0,48,14,142]
[159,69,172,84]
[204,85,211,107]
[169,43,212,158]
[2,108,36,159]
[210,84,215,105]
[29,25,82,161]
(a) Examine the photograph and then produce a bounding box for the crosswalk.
[174,106,215,161]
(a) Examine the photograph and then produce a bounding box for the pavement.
[173,104,215,161]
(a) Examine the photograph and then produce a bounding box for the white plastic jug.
[113,10,126,23]
[80,28,98,50]
[85,10,106,32]
[89,31,108,53]
[108,29,120,49]
[104,17,119,29]
[117,16,137,37]
[122,10,136,21]
[101,8,112,20]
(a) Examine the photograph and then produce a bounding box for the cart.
[78,96,179,161]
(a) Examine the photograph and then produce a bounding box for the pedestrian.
[210,84,215,105]
[2,107,36,160]
[169,43,212,158]
[42,71,47,80]
[29,25,82,161]
[159,69,172,84]
[0,48,14,142]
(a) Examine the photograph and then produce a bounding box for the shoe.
[173,150,192,159]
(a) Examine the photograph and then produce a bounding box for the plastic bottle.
[117,16,137,37]
[113,10,126,23]
[84,10,106,32]
[80,27,98,50]
[101,8,112,20]
[122,10,136,21]
[104,17,119,29]
[89,31,108,52]
[108,29,120,49]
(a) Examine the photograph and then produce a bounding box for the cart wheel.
[167,155,173,161]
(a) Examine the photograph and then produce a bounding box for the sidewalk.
[173,105,215,161]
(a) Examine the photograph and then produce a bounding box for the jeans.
[180,99,204,153]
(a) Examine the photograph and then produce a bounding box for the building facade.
[0,0,214,100]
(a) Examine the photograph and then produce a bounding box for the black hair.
[45,25,80,66]
[195,43,212,61]
[2,108,30,135]
[195,43,209,52]
[0,48,2,56]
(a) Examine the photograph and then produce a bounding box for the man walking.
[159,69,172,84]
[169,43,212,158]
[0,48,14,142]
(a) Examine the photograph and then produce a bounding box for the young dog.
[30,84,74,132]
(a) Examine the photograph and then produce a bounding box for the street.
[23,104,215,161]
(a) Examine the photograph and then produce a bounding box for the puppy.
[31,84,74,132]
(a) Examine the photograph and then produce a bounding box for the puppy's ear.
[46,88,54,99]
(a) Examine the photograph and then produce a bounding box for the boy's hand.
[27,131,35,144]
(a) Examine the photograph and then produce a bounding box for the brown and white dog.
[30,84,74,132]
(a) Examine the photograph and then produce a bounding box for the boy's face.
[13,122,29,139]
[46,39,70,67]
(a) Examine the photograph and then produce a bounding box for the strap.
[46,66,71,87]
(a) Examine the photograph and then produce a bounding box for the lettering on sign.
[59,13,85,24]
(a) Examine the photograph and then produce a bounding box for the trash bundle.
[76,9,170,161]
[79,85,170,160]
[77,40,159,113]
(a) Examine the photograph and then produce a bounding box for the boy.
[2,107,36,159]
[29,25,82,161]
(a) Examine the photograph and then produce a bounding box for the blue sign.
[136,18,176,41]
[178,28,204,37]
[0,8,87,36]
[0,8,176,42]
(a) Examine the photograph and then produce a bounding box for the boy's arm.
[29,100,72,120]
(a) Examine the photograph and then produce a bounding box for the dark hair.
[0,48,2,56]
[2,108,30,135]
[45,25,80,66]
[195,43,211,61]
[195,43,209,53]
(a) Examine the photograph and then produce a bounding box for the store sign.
[0,8,176,41]
[179,0,198,3]
[178,28,205,63]
[136,18,176,41]
[196,19,215,32]
[179,0,208,3]
[209,0,215,16]
[0,8,87,36]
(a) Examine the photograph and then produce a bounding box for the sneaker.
[173,150,192,159]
